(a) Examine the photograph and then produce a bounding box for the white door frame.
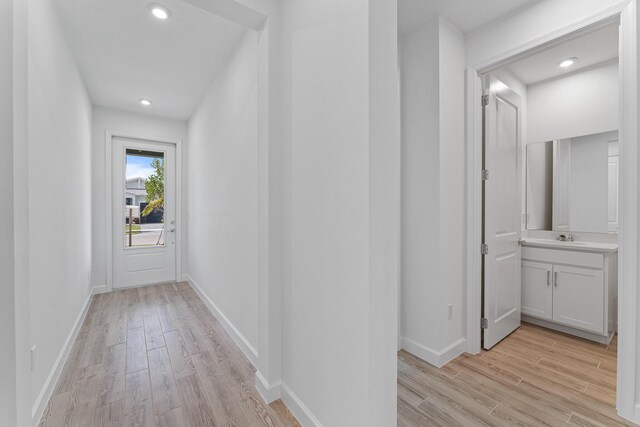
[105,130,183,292]
[465,1,638,422]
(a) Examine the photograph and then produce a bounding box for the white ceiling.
[53,0,247,120]
[506,24,619,85]
[398,0,537,35]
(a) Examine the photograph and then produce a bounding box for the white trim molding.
[400,337,466,368]
[92,285,108,295]
[184,275,258,366]
[185,276,324,425]
[255,370,281,403]
[465,67,483,356]
[32,292,93,425]
[280,382,323,427]
[617,1,639,422]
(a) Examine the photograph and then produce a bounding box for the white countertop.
[522,238,618,253]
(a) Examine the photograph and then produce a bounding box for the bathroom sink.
[521,238,618,252]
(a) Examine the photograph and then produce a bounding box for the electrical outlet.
[448,304,453,320]
[30,345,37,371]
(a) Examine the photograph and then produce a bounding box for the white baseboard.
[185,275,322,426]
[92,285,108,295]
[633,403,640,424]
[184,274,258,366]
[255,370,281,403]
[281,382,323,427]
[400,336,466,368]
[256,375,323,426]
[32,291,93,425]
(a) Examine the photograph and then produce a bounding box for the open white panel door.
[483,75,522,350]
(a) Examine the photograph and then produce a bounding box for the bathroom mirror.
[526,130,619,233]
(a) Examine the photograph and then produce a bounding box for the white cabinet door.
[552,265,604,334]
[522,261,553,320]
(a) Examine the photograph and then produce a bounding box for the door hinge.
[481,169,489,181]
[481,318,489,329]
[481,94,489,106]
[481,243,489,255]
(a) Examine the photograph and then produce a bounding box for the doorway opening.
[467,9,635,423]
[398,1,637,424]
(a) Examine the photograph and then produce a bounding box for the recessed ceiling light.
[559,57,578,68]
[140,99,152,106]
[148,3,171,20]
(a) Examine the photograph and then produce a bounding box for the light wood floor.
[37,283,636,427]
[38,282,301,427]
[398,323,634,426]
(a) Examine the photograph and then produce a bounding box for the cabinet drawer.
[522,247,603,269]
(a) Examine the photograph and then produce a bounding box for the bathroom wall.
[528,61,618,143]
[525,62,618,233]
[569,132,611,232]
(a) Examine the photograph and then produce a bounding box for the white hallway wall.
[27,0,93,418]
[400,16,466,366]
[280,0,399,424]
[0,0,18,425]
[526,62,619,233]
[183,0,400,423]
[91,106,187,291]
[186,30,260,356]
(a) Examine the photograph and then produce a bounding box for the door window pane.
[124,149,165,247]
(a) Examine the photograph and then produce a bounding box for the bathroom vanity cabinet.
[521,243,617,344]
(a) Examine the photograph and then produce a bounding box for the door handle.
[547,270,550,286]
[554,271,558,287]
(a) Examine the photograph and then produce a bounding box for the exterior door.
[482,75,522,349]
[112,137,176,288]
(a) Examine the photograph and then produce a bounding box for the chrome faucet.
[558,233,575,242]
